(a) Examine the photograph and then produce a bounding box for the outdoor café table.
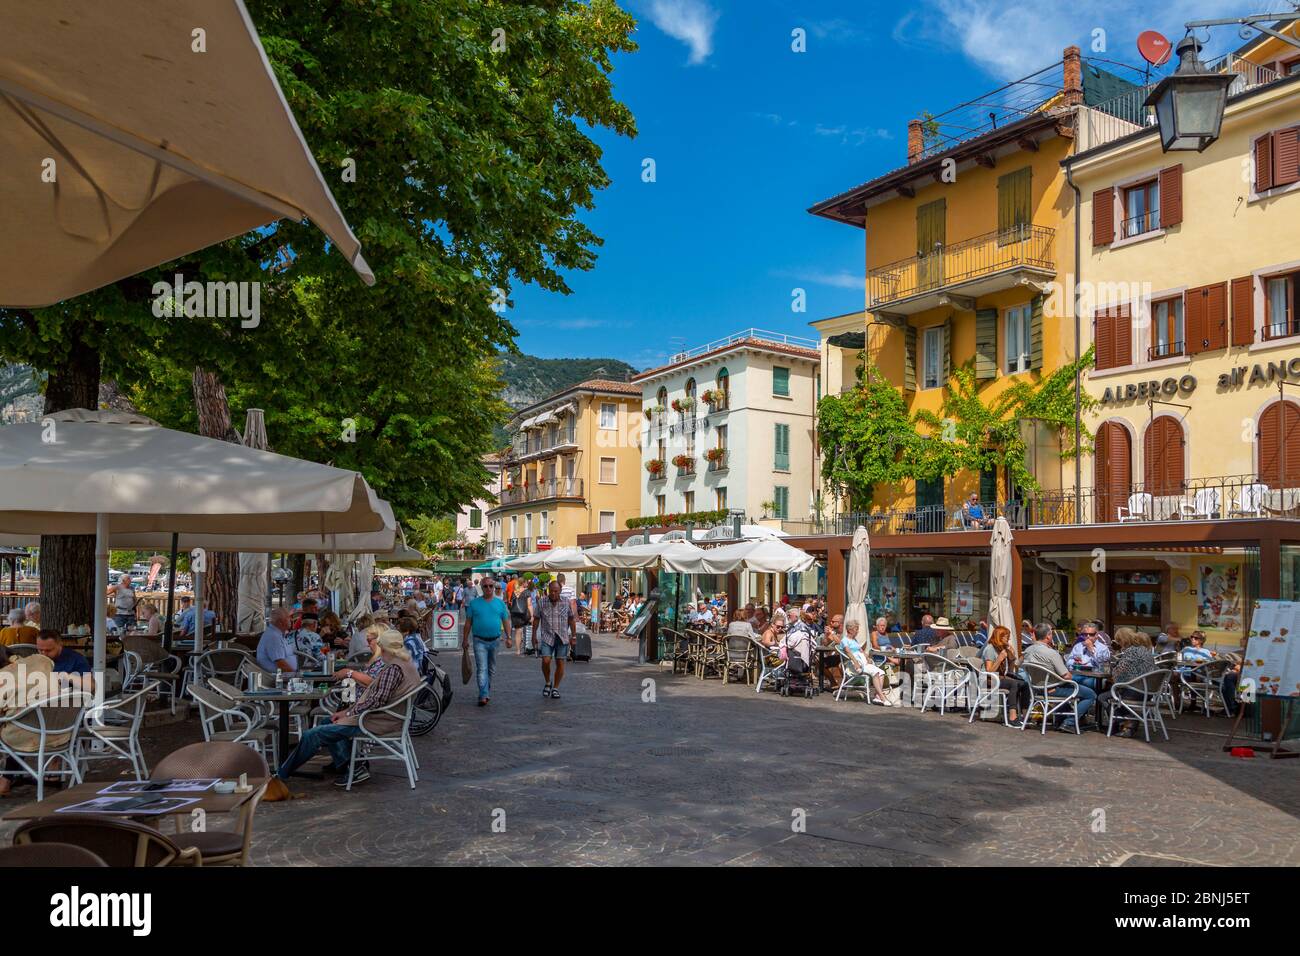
[2,777,266,823]
[235,683,330,768]
[1070,667,1112,693]
[813,645,839,692]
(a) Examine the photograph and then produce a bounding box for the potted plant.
[645,458,665,476]
[704,447,725,464]
[760,498,777,518]
[671,453,693,469]
[700,388,716,406]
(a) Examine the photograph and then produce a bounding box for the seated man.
[963,494,995,529]
[267,629,422,796]
[909,613,937,647]
[177,596,216,639]
[1066,624,1111,688]
[256,607,298,673]
[35,630,94,693]
[687,601,714,628]
[920,616,960,654]
[292,613,325,664]
[1023,623,1096,732]
[0,608,38,646]
[0,646,58,797]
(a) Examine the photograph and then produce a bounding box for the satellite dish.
[1137,30,1173,67]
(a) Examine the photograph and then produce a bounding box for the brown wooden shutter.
[1231,276,1256,346]
[1095,422,1132,523]
[1114,304,1133,367]
[1256,134,1275,192]
[1159,165,1183,227]
[1144,417,1185,497]
[1205,282,1228,351]
[1185,286,1206,355]
[1092,188,1114,246]
[1258,401,1300,489]
[1275,127,1300,187]
[1093,307,1114,371]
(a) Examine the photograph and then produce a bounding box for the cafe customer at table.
[177,595,216,638]
[0,646,58,797]
[36,630,93,690]
[909,613,937,647]
[0,607,38,647]
[1096,627,1158,737]
[1066,622,1111,690]
[257,607,298,673]
[1023,623,1096,732]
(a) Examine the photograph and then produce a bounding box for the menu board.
[1241,600,1300,698]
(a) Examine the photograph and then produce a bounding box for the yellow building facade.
[487,379,643,553]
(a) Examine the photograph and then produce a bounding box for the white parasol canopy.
[583,540,704,572]
[506,546,604,572]
[673,538,817,575]
[376,566,434,578]
[844,526,871,639]
[989,516,1015,631]
[505,552,550,572]
[0,0,372,307]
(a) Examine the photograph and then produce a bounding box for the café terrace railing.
[496,477,585,507]
[781,474,1298,537]
[867,224,1055,310]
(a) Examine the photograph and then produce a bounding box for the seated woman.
[0,647,59,797]
[979,626,1028,724]
[318,611,347,651]
[1096,627,1158,737]
[332,626,386,688]
[840,620,893,706]
[136,600,164,637]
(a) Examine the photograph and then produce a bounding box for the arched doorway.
[1143,416,1186,497]
[1094,421,1132,523]
[1258,399,1300,489]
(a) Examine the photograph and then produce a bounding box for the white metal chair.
[966,665,1011,725]
[1152,656,1179,721]
[1117,493,1153,522]
[1228,482,1268,518]
[80,682,157,781]
[0,702,87,801]
[833,646,885,703]
[751,638,785,695]
[186,684,274,760]
[344,683,425,790]
[1179,659,1232,716]
[1104,670,1171,741]
[920,653,969,715]
[1021,663,1082,734]
[1180,487,1221,521]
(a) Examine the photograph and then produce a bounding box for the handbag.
[460,645,474,685]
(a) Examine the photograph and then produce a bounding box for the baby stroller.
[776,630,818,699]
[409,648,452,737]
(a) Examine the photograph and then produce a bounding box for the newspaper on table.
[1241,600,1300,698]
[98,778,220,795]
[56,795,201,816]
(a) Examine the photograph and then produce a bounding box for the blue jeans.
[473,636,499,699]
[276,722,362,779]
[1051,682,1097,727]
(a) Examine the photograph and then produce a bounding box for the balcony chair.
[1180,487,1221,521]
[1228,482,1268,518]
[1117,492,1153,522]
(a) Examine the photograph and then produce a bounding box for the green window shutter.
[941,317,952,384]
[979,466,998,504]
[903,325,917,391]
[998,167,1032,237]
[773,366,790,396]
[1029,294,1044,370]
[774,423,790,470]
[974,308,998,380]
[774,486,789,519]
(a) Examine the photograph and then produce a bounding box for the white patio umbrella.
[376,566,434,578]
[584,540,704,572]
[505,552,550,573]
[0,409,386,673]
[844,526,871,639]
[693,538,817,576]
[0,0,372,307]
[348,552,376,624]
[989,516,1015,631]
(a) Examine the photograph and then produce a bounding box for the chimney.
[1063,45,1083,107]
[907,118,924,164]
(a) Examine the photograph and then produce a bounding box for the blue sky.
[507,0,1261,368]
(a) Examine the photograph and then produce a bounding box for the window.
[599,456,617,483]
[524,513,532,539]
[997,166,1032,241]
[923,326,943,389]
[657,438,666,463]
[1004,305,1032,373]
[599,402,617,429]
[683,491,694,513]
[716,424,727,449]
[773,423,790,470]
[469,508,483,529]
[773,486,789,519]
[1151,296,1184,359]
[684,378,696,402]
[772,366,790,396]
[599,511,615,533]
[1264,273,1298,340]
[510,515,517,537]
[540,511,549,538]
[1122,179,1160,238]
[656,494,666,516]
[1094,304,1133,370]
[716,487,727,510]
[979,466,998,506]
[1254,126,1300,192]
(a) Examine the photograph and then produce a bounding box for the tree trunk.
[290,553,305,600]
[192,367,240,630]
[38,335,100,633]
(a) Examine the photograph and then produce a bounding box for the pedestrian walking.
[462,576,511,706]
[535,579,577,700]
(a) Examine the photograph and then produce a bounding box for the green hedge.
[626,509,729,530]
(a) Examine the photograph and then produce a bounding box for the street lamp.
[1145,35,1236,152]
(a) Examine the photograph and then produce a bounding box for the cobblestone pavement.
[4,635,1297,865]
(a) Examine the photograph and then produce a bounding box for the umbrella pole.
[195,567,205,658]
[92,514,109,677]
[163,532,178,651]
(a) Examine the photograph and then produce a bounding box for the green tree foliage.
[817,365,916,508]
[405,514,459,560]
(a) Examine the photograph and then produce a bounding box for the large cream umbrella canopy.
[376,566,434,579]
[0,0,372,307]
[584,540,704,572]
[693,538,817,575]
[844,526,871,639]
[989,516,1015,632]
[0,409,387,672]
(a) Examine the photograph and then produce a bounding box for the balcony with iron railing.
[1263,318,1300,342]
[706,449,728,473]
[867,224,1056,315]
[1147,339,1184,361]
[494,477,585,508]
[508,423,578,460]
[780,474,1300,537]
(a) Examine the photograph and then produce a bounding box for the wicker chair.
[722,633,755,685]
[694,630,727,680]
[14,814,201,866]
[0,841,108,867]
[151,741,269,866]
[81,682,157,781]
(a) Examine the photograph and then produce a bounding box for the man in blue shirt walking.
[462,577,511,706]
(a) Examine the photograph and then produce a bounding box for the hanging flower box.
[704,447,725,463]
[671,397,696,413]
[671,454,693,468]
[645,458,666,476]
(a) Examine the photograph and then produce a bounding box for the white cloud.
[899,1,1263,80]
[645,0,720,65]
[776,269,862,290]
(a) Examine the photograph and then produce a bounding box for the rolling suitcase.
[570,630,593,662]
